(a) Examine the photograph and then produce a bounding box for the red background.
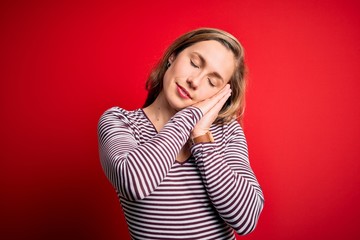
[1,0,359,239]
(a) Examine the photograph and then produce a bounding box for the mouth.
[176,83,192,99]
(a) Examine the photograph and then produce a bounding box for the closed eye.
[190,60,199,68]
[208,78,215,87]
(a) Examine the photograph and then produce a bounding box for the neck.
[143,91,177,131]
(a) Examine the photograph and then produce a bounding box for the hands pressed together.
[191,84,232,139]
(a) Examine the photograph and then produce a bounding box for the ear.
[168,54,175,64]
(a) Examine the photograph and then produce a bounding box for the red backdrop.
[1,0,359,239]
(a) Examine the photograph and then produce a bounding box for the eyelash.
[190,60,199,68]
[208,78,215,87]
[190,60,215,87]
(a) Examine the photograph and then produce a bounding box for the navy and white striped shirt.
[98,106,264,239]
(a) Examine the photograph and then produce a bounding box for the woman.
[98,28,264,239]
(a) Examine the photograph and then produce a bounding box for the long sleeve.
[98,106,202,201]
[190,121,264,235]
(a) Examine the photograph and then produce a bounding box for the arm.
[98,106,202,201]
[191,121,264,235]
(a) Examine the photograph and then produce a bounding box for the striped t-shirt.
[98,106,264,239]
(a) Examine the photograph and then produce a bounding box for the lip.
[176,83,192,99]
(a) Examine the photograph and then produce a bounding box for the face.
[162,40,236,111]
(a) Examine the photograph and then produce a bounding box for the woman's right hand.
[191,84,232,138]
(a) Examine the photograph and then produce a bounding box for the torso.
[99,107,241,239]
[142,106,192,163]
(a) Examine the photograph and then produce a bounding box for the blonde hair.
[143,28,247,124]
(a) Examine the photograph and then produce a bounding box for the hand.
[192,84,232,138]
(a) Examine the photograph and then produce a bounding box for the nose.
[186,75,201,90]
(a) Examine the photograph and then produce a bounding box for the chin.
[168,100,190,112]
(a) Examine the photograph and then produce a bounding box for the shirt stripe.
[98,106,264,239]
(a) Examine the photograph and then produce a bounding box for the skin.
[143,40,235,162]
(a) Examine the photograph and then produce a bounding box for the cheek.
[162,70,172,88]
[173,58,194,76]
[196,89,220,102]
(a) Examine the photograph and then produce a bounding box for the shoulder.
[98,107,145,130]
[211,119,246,142]
[227,119,245,135]
[211,119,244,134]
[100,107,142,121]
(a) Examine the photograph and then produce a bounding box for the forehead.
[183,40,236,82]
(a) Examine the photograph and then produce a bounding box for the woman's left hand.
[191,85,232,138]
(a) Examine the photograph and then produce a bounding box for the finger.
[193,84,231,114]
[208,88,232,114]
[208,84,231,103]
[198,85,230,109]
[206,85,231,111]
[192,90,231,136]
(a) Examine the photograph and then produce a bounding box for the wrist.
[191,131,214,144]
[191,131,208,139]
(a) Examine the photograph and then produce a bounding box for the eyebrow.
[192,52,224,82]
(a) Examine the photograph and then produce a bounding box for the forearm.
[98,106,203,200]
[191,127,264,235]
